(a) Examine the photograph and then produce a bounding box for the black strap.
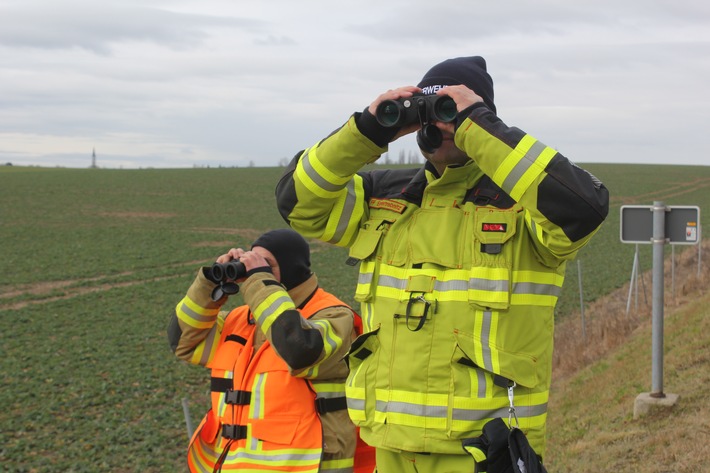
[225,390,251,405]
[225,334,247,345]
[315,396,348,414]
[221,424,248,440]
[211,377,233,393]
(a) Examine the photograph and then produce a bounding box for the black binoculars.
[375,93,457,152]
[375,94,457,128]
[210,260,247,282]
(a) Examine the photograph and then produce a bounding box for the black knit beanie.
[251,228,312,290]
[417,56,496,114]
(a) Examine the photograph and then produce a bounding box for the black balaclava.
[251,228,312,290]
[417,56,496,114]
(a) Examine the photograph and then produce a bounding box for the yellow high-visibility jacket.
[275,103,609,459]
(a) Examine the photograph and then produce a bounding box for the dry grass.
[546,241,710,472]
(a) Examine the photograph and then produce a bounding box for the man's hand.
[238,250,270,274]
[437,84,484,112]
[368,85,422,141]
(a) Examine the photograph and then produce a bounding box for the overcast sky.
[1,0,708,169]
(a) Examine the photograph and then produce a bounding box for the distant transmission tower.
[90,148,97,168]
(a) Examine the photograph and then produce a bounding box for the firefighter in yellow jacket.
[275,56,609,472]
[168,229,375,473]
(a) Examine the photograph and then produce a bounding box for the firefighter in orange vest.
[168,229,375,473]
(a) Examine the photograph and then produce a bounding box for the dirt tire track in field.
[613,177,710,206]
[0,233,332,311]
[0,259,210,311]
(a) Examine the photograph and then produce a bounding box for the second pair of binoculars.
[211,260,247,282]
[375,93,457,128]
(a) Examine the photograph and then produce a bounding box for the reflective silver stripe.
[251,374,267,450]
[177,301,216,324]
[312,390,345,398]
[469,277,509,293]
[197,324,220,366]
[328,179,358,244]
[255,295,292,327]
[453,402,548,421]
[513,281,562,297]
[302,150,342,193]
[379,401,448,419]
[309,319,340,355]
[377,275,406,290]
[347,398,366,411]
[476,368,487,398]
[480,310,493,372]
[224,449,323,463]
[435,279,469,291]
[358,272,373,286]
[502,140,547,194]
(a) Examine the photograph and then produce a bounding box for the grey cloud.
[0,3,265,54]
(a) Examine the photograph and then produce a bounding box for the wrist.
[355,109,399,147]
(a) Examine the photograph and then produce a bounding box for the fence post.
[182,397,194,439]
[578,259,586,340]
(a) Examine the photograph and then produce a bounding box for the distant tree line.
[277,150,422,167]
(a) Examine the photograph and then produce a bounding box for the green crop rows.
[1,163,708,472]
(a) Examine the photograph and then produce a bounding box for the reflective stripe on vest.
[187,289,351,472]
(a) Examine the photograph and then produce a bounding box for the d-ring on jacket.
[275,102,609,461]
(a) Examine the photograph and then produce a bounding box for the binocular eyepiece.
[375,94,457,128]
[211,260,247,282]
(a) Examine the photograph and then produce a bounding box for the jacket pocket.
[349,220,386,303]
[406,207,468,268]
[251,415,301,445]
[454,328,538,389]
[469,207,518,310]
[349,220,385,262]
[345,329,380,427]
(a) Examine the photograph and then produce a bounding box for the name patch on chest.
[482,223,507,232]
[369,198,406,214]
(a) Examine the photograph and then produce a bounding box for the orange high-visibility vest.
[187,288,371,473]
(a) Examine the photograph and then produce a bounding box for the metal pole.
[182,397,194,439]
[651,201,666,398]
[635,244,639,313]
[671,244,675,303]
[626,248,638,317]
[578,259,586,340]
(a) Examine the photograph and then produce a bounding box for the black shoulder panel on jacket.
[360,167,426,206]
[463,175,516,209]
[468,108,528,150]
[275,151,303,224]
[270,310,324,371]
[538,155,610,242]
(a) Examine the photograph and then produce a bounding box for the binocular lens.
[211,264,225,281]
[376,101,404,127]
[433,97,457,122]
[225,261,246,281]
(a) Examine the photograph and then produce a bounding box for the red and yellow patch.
[369,198,406,214]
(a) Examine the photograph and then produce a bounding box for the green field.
[1,163,709,472]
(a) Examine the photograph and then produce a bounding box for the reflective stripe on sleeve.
[176,295,219,329]
[253,293,296,334]
[494,136,557,201]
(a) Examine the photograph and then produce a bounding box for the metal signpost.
[620,202,700,418]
